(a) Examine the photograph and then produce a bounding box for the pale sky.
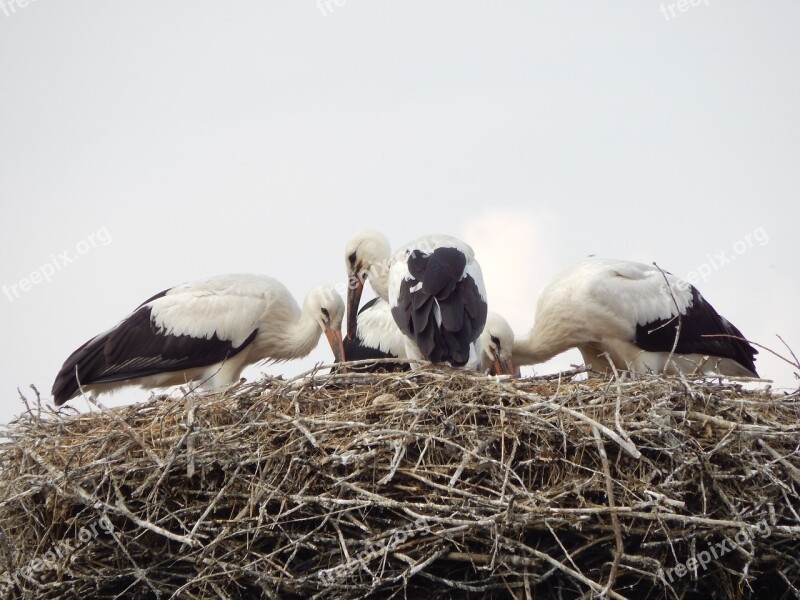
[1,2,798,424]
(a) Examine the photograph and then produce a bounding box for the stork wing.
[390,246,487,365]
[593,262,758,375]
[51,277,272,404]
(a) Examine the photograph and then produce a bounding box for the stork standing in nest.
[342,297,410,372]
[489,258,758,377]
[344,230,488,369]
[52,274,346,405]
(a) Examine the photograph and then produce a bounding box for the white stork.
[478,312,516,375]
[342,297,410,372]
[52,274,346,406]
[345,300,509,374]
[344,230,488,368]
[509,258,759,377]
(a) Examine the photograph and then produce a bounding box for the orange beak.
[325,326,347,372]
[491,351,514,376]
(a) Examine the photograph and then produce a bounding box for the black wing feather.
[52,304,257,405]
[391,247,487,366]
[339,298,410,372]
[635,286,758,375]
[341,337,410,372]
[421,249,465,297]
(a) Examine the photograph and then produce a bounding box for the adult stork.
[342,297,410,372]
[344,230,488,367]
[52,274,346,406]
[508,258,759,377]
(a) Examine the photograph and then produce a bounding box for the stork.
[342,297,410,372]
[52,274,346,406]
[345,230,488,368]
[509,258,759,377]
[478,312,516,375]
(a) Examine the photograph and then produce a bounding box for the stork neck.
[368,265,390,301]
[512,330,562,367]
[281,312,322,360]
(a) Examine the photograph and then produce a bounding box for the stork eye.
[490,335,500,346]
[348,252,357,266]
[321,308,330,318]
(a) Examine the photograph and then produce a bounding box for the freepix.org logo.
[0,515,114,592]
[3,226,112,302]
[658,519,771,583]
[1,0,40,17]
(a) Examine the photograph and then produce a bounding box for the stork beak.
[491,351,514,376]
[324,326,346,372]
[346,275,364,340]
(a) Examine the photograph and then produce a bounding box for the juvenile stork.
[510,258,759,377]
[52,274,346,405]
[478,312,516,375]
[345,230,488,368]
[342,297,410,372]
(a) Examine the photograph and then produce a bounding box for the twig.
[652,262,682,375]
[593,426,623,597]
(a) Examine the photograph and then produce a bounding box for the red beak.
[325,326,347,372]
[491,352,514,376]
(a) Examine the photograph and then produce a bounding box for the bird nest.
[1,366,799,599]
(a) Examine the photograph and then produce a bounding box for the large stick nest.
[1,367,799,599]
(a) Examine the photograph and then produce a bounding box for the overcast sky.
[1,2,798,424]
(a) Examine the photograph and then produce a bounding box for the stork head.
[479,312,515,375]
[305,285,346,367]
[344,229,391,339]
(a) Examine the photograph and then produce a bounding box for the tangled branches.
[1,368,799,599]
